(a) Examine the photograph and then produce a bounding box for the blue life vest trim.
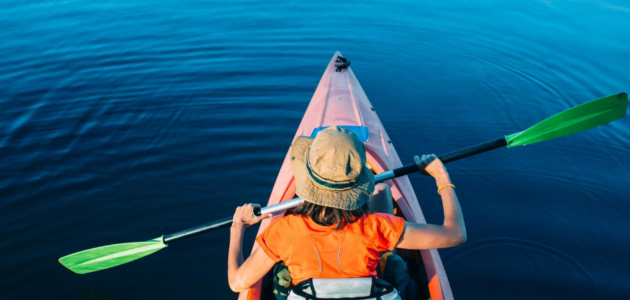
[311,126,369,143]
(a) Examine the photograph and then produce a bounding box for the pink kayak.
[240,51,453,300]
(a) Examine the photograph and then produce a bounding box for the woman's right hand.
[232,203,272,231]
[414,154,448,178]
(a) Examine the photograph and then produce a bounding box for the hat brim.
[290,136,375,210]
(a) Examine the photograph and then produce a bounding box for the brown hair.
[293,201,370,230]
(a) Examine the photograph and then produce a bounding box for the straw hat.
[290,126,375,210]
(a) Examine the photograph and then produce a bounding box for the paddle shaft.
[162,137,508,244]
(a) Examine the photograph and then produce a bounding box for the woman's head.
[289,126,375,227]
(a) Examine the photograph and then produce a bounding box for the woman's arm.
[228,204,277,292]
[397,154,467,249]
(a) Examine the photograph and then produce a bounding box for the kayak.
[239,52,454,300]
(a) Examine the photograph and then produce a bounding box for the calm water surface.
[1,0,629,299]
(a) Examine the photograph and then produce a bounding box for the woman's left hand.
[232,203,273,230]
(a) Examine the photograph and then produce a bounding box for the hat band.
[306,151,360,191]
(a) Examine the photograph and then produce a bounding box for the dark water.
[1,0,629,299]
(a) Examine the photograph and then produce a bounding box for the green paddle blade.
[59,236,167,274]
[506,93,628,147]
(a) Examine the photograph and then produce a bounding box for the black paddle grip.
[164,217,233,243]
[253,205,261,216]
[439,137,507,164]
[393,163,424,178]
[392,137,508,178]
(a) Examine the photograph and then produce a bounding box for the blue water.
[1,0,629,299]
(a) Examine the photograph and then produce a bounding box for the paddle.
[59,92,627,275]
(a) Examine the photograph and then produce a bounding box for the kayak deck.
[240,52,453,300]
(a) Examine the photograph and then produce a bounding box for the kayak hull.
[240,52,453,300]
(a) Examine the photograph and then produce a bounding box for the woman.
[227,126,466,294]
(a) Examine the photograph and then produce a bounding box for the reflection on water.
[1,0,629,299]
